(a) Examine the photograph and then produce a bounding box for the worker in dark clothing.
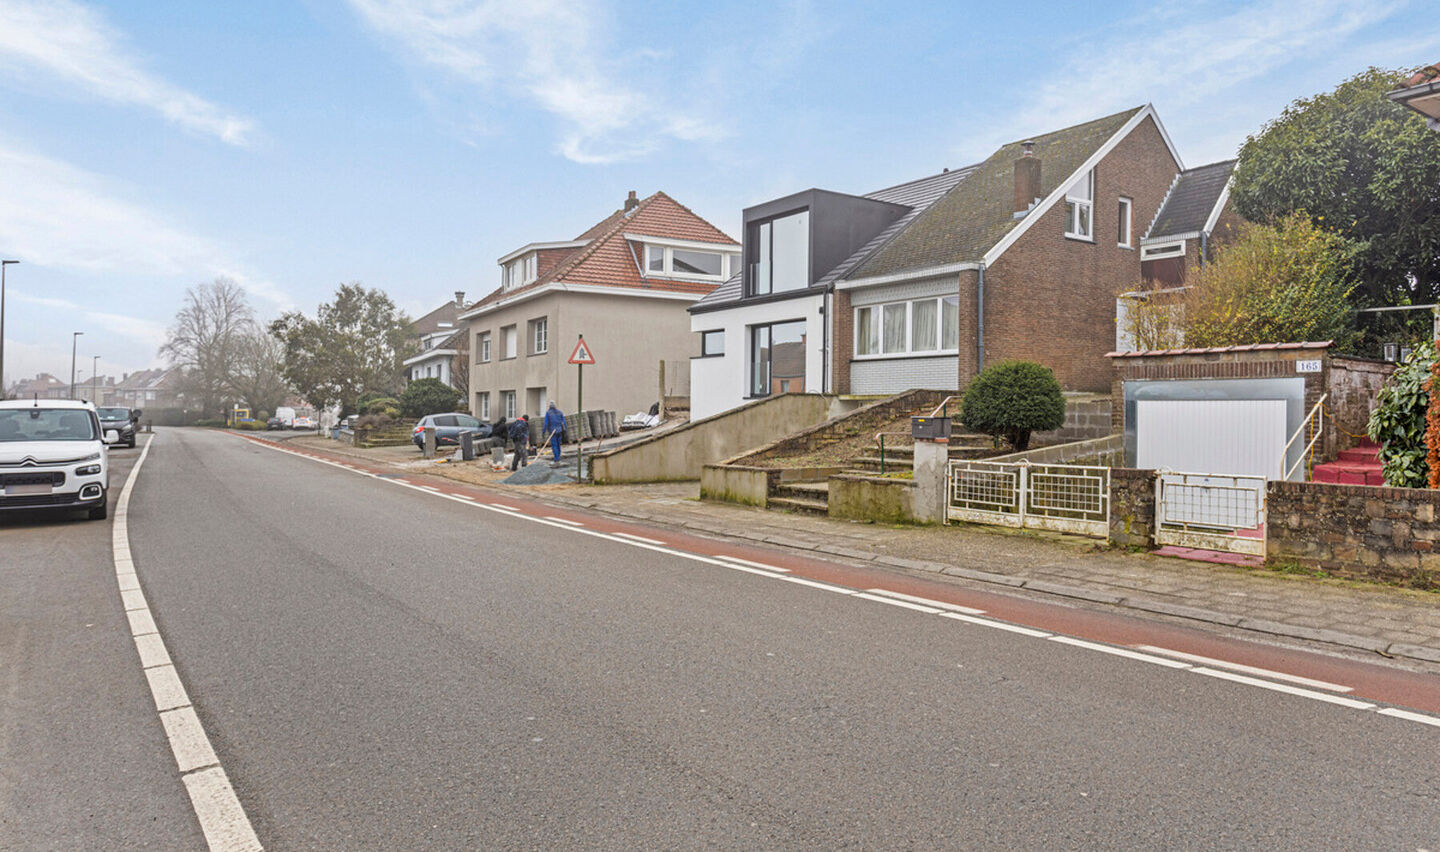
[543,401,566,465]
[508,415,530,471]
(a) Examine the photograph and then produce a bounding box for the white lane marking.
[1049,636,1191,668]
[1377,707,1440,727]
[939,612,1052,638]
[1192,668,1376,710]
[714,555,791,574]
[182,767,264,852]
[119,436,264,850]
[543,516,585,526]
[614,532,667,546]
[135,633,173,669]
[852,592,943,614]
[1135,645,1354,693]
[144,665,192,712]
[865,588,985,614]
[160,707,220,772]
[415,485,441,492]
[241,435,1440,730]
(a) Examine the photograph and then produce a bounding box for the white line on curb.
[114,438,263,851]
[1135,645,1354,693]
[1191,667,1375,710]
[613,532,666,545]
[713,555,791,573]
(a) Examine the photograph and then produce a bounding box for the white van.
[0,398,122,521]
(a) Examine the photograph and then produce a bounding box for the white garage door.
[1136,399,1288,479]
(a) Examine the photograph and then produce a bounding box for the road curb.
[246,434,1440,670]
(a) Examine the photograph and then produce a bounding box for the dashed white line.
[939,611,1052,638]
[1048,636,1191,668]
[614,532,667,546]
[865,588,985,614]
[543,516,585,526]
[852,592,944,614]
[1377,707,1440,727]
[116,437,263,850]
[1135,645,1354,693]
[714,554,791,573]
[489,503,519,511]
[1191,667,1376,710]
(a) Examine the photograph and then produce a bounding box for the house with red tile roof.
[459,190,739,421]
[1389,63,1440,130]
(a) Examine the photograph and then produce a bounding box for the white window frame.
[1065,169,1094,241]
[854,297,962,360]
[1142,240,1186,260]
[1117,196,1133,248]
[503,390,516,420]
[478,332,491,363]
[531,317,548,355]
[501,325,517,360]
[641,243,731,282]
[478,392,490,420]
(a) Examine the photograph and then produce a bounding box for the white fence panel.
[1154,471,1267,556]
[947,461,1109,538]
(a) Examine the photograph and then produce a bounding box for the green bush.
[401,378,463,418]
[193,419,226,428]
[235,420,267,431]
[358,396,402,418]
[961,360,1066,451]
[1367,340,1436,487]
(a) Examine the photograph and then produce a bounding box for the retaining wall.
[1108,468,1156,548]
[1267,480,1439,588]
[828,475,918,524]
[699,465,777,508]
[991,434,1123,466]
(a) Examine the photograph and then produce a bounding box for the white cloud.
[962,0,1408,165]
[347,0,719,163]
[11,291,167,351]
[0,142,291,311]
[0,0,254,145]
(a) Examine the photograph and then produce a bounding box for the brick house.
[690,105,1242,419]
[461,191,738,422]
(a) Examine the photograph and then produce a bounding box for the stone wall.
[699,465,777,508]
[1267,480,1438,589]
[1108,468,1155,548]
[828,475,917,524]
[726,388,948,467]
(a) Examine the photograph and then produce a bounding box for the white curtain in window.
[856,307,879,355]
[911,299,938,351]
[882,303,906,354]
[941,296,959,350]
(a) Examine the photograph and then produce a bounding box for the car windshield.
[97,408,129,419]
[0,409,98,442]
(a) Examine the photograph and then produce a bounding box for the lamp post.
[91,355,100,403]
[0,260,17,398]
[70,331,83,398]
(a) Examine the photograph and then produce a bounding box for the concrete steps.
[769,481,829,515]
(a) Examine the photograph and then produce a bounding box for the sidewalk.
[281,434,1440,671]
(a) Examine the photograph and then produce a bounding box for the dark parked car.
[94,406,139,448]
[412,413,491,448]
[266,416,286,430]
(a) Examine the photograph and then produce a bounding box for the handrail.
[1282,393,1327,480]
[929,396,960,418]
[873,430,911,475]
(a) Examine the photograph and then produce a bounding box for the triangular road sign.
[568,337,596,365]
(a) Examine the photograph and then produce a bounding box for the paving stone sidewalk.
[282,435,1440,670]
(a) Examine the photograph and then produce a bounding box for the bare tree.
[159,278,253,418]
[230,328,290,417]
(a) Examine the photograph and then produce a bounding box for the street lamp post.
[91,355,100,403]
[0,260,18,398]
[70,331,83,398]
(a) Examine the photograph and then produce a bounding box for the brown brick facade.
[980,116,1181,392]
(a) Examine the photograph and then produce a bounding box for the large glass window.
[503,391,516,419]
[749,210,809,296]
[856,297,962,356]
[673,249,723,276]
[531,317,548,354]
[0,408,97,441]
[646,245,665,272]
[749,320,805,397]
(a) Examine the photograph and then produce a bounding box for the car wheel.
[126,438,136,448]
[87,498,108,521]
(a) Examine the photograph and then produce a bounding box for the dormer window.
[502,253,539,290]
[1065,169,1094,240]
[749,209,810,296]
[641,242,738,281]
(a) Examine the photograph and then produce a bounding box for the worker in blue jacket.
[543,401,567,464]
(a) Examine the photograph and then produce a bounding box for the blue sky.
[0,0,1435,388]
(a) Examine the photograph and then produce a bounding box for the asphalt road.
[4,426,1439,849]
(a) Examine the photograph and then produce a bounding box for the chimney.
[1013,140,1041,215]
[624,190,639,212]
[454,290,466,308]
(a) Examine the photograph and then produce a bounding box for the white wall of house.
[845,275,960,396]
[406,354,453,386]
[689,293,825,420]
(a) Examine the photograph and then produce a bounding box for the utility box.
[911,416,952,441]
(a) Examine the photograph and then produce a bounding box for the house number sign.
[1295,359,1322,373]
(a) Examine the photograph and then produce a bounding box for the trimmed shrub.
[1367,340,1436,488]
[961,360,1066,451]
[401,378,463,418]
[359,396,402,418]
[356,412,396,430]
[193,419,226,428]
[235,420,267,431]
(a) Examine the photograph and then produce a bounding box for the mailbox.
[911,416,952,441]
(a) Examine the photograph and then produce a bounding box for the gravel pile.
[502,461,578,485]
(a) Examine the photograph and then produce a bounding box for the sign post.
[568,335,595,480]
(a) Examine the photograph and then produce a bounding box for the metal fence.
[947,461,1110,538]
[1154,471,1266,556]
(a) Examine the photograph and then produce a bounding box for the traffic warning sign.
[568,337,596,365]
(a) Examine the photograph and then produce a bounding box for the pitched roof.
[1401,63,1440,88]
[464,192,737,315]
[410,299,463,338]
[849,107,1146,278]
[1145,159,1236,240]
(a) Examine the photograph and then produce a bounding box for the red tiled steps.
[1312,439,1384,485]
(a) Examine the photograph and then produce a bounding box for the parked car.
[266,416,286,430]
[0,399,119,520]
[94,406,139,448]
[292,416,316,430]
[411,413,491,448]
